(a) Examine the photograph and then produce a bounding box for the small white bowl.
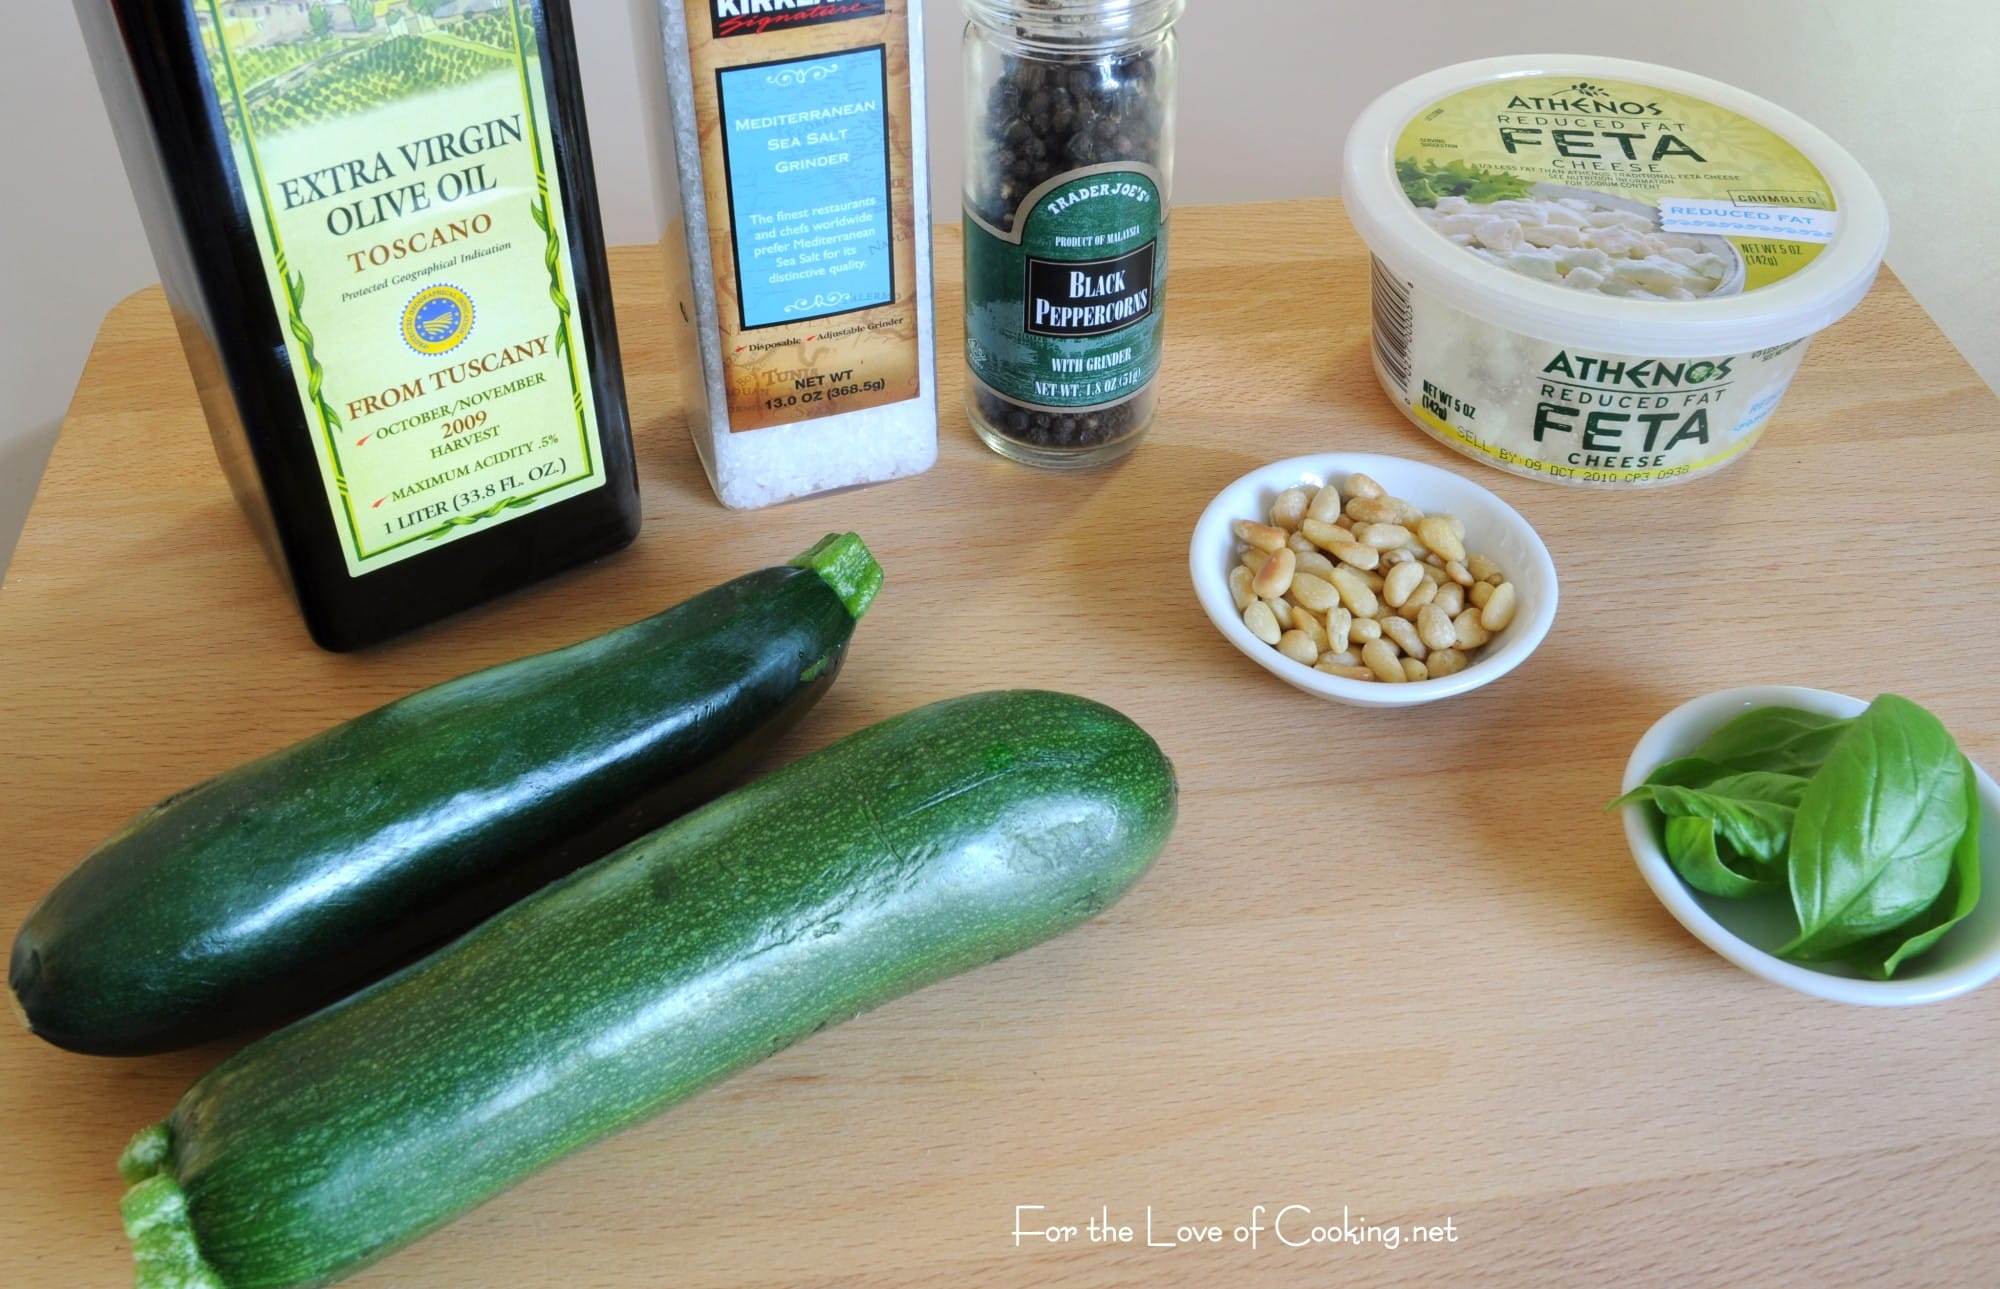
[1622,686,2000,1006]
[1189,453,1557,708]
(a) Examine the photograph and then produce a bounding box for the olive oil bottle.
[75,0,639,650]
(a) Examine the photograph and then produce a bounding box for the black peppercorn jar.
[962,0,1181,468]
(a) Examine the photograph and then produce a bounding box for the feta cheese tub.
[1343,56,1888,487]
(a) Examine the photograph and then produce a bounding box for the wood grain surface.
[3,201,1998,1288]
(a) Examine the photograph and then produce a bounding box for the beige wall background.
[4,0,1996,576]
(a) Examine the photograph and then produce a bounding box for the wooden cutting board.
[3,201,1996,1287]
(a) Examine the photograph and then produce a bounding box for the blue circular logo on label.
[402,284,474,355]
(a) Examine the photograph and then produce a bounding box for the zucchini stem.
[121,1125,227,1288]
[119,1123,172,1184]
[792,533,883,621]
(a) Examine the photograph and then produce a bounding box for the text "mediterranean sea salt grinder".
[963,0,1182,468]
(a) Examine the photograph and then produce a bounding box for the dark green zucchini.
[10,534,882,1056]
[118,690,1175,1289]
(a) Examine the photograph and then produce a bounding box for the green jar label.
[964,164,1166,410]
[196,0,606,577]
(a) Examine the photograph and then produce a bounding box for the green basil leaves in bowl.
[1618,687,1999,1006]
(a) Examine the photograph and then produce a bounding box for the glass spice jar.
[962,0,1182,468]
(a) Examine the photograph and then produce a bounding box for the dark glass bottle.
[74,0,639,650]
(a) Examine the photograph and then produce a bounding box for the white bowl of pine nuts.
[1190,453,1557,707]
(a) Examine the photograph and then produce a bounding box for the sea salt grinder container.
[648,0,937,508]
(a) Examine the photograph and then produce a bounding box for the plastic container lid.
[1343,55,1890,356]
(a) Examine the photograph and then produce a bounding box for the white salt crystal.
[650,1,937,510]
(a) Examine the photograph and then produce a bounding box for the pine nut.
[1270,487,1311,530]
[1329,567,1379,616]
[1331,541,1380,571]
[1469,580,1494,608]
[1432,583,1465,617]
[1383,561,1425,608]
[1289,571,1340,613]
[1290,608,1329,650]
[1382,615,1428,661]
[1351,616,1383,643]
[1242,547,1269,574]
[1287,531,1317,555]
[1417,603,1457,650]
[1263,597,1294,630]
[1360,569,1386,592]
[1346,495,1406,525]
[1445,560,1474,586]
[1320,648,1359,667]
[1326,606,1352,653]
[1252,547,1296,598]
[1277,630,1319,665]
[1401,657,1430,682]
[1480,582,1518,632]
[1344,471,1385,499]
[1235,519,1287,553]
[1306,484,1344,523]
[1468,553,1501,582]
[1415,516,1466,563]
[1353,494,1424,526]
[1243,599,1281,644]
[1382,547,1416,567]
[1452,609,1491,648]
[1403,578,1438,611]
[1317,663,1377,681]
[1229,565,1255,611]
[1427,648,1469,678]
[1355,522,1413,551]
[1294,549,1338,582]
[1362,639,1406,682]
[1300,518,1348,552]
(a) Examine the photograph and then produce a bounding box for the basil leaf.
[1697,770,1812,808]
[1688,707,1853,778]
[1642,756,1730,790]
[1781,696,1970,960]
[1844,759,1983,979]
[1619,771,1807,868]
[1603,756,1723,815]
[1664,815,1783,898]
[1621,707,1848,804]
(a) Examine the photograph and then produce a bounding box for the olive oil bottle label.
[681,0,924,433]
[964,164,1166,411]
[195,0,606,576]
